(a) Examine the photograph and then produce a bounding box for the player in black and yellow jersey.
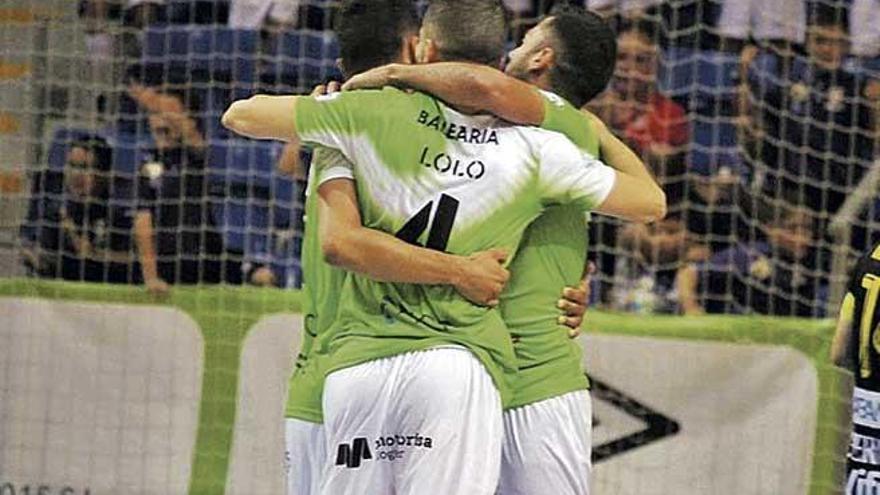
[833,243,880,494]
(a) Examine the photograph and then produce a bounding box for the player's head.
[418,0,508,67]
[336,0,420,78]
[506,8,616,108]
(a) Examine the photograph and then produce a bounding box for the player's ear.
[401,35,418,65]
[530,46,555,72]
[336,58,348,77]
[419,38,440,64]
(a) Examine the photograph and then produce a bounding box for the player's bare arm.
[317,177,510,307]
[831,291,856,368]
[222,95,300,142]
[133,210,169,296]
[342,62,545,124]
[591,122,667,223]
[343,63,665,223]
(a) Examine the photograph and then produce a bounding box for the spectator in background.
[588,22,688,171]
[677,202,827,317]
[129,84,243,293]
[741,5,878,226]
[610,217,705,314]
[21,136,138,284]
[587,21,706,308]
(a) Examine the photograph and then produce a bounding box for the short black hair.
[546,9,617,108]
[808,2,849,33]
[422,0,509,66]
[337,0,419,77]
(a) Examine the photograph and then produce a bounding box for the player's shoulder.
[309,86,421,108]
[508,124,579,150]
[848,244,880,289]
[537,89,567,107]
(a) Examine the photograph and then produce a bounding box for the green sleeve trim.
[539,93,599,155]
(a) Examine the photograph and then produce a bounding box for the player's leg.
[391,346,504,495]
[284,418,325,495]
[497,390,592,495]
[319,358,395,495]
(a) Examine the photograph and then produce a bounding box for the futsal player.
[832,243,880,494]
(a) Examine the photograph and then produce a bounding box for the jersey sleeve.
[294,92,358,150]
[535,132,617,211]
[294,90,393,156]
[538,90,600,155]
[313,147,354,185]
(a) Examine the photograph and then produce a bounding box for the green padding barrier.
[0,279,850,495]
[0,279,301,495]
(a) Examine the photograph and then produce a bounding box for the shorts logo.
[335,434,434,468]
[335,437,372,469]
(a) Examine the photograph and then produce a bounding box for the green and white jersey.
[284,148,350,423]
[500,91,600,409]
[294,87,616,406]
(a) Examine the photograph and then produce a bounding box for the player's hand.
[558,263,594,338]
[144,276,170,296]
[311,81,342,97]
[454,249,510,307]
[341,64,395,91]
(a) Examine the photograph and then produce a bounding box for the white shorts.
[498,390,592,495]
[285,418,326,495]
[320,346,503,495]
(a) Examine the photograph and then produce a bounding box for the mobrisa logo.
[335,434,435,468]
[335,438,372,469]
[375,433,433,450]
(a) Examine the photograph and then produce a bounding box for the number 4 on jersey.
[395,194,460,252]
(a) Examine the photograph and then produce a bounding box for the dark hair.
[809,2,849,33]
[620,17,660,42]
[422,0,509,66]
[546,9,617,108]
[337,0,419,77]
[68,135,113,197]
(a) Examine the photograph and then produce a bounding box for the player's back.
[294,87,616,404]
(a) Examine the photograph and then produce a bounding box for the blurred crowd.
[18,0,880,316]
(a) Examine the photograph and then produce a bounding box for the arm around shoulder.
[222,95,300,142]
[588,116,667,223]
[595,171,667,224]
